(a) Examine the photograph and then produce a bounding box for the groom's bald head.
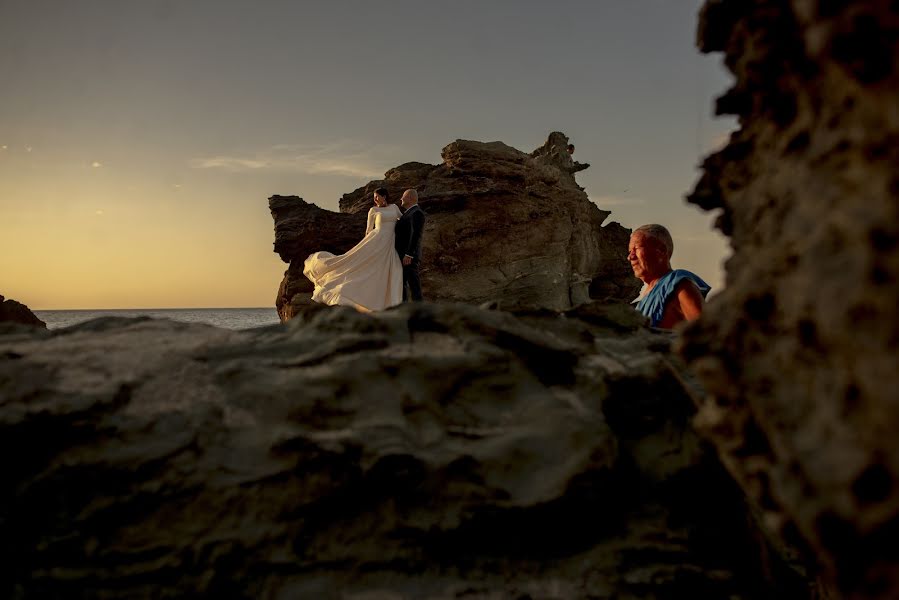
[401,189,419,208]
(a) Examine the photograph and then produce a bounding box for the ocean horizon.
[34,307,282,331]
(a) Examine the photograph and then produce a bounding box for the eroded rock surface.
[0,294,45,328]
[0,304,807,599]
[684,1,899,597]
[270,132,639,321]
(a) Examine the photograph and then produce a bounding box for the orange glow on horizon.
[1,166,286,310]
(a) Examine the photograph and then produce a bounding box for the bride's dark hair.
[375,187,389,201]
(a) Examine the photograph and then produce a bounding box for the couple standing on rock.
[303,188,426,312]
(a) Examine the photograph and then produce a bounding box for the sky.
[0,0,736,309]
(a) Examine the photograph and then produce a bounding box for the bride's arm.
[365,208,375,236]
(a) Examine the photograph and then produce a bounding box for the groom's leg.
[401,269,409,302]
[407,263,423,301]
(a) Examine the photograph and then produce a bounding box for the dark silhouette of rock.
[0,294,45,328]
[683,1,899,597]
[531,130,590,176]
[0,304,809,598]
[269,196,367,320]
[270,132,640,321]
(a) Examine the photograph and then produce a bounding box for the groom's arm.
[404,211,426,259]
[399,214,414,265]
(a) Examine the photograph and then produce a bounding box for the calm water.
[35,308,282,331]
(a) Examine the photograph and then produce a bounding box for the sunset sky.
[1,0,736,309]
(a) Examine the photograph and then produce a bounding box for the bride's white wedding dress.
[303,204,403,312]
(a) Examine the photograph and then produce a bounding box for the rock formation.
[270,132,639,321]
[0,304,811,599]
[0,294,46,328]
[683,1,899,597]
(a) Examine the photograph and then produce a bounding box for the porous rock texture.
[270,132,639,322]
[684,1,899,597]
[0,303,809,599]
[0,294,46,329]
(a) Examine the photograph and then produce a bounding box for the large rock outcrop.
[0,294,46,328]
[683,1,899,597]
[0,304,810,599]
[270,132,639,321]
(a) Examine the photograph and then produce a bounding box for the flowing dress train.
[303,204,403,312]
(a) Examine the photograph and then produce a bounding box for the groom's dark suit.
[394,204,426,301]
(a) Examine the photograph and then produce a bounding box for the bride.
[303,187,403,312]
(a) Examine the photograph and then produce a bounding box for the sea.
[34,308,282,331]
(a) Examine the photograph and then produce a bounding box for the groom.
[395,188,427,301]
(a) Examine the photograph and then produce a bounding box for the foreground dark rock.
[0,294,45,328]
[684,1,899,597]
[270,132,639,322]
[1,304,808,598]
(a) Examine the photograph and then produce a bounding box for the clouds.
[190,141,394,179]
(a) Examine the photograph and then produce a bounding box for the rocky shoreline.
[0,302,812,599]
[0,294,46,329]
[2,0,898,597]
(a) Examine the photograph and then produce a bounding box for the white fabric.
[303,204,403,312]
